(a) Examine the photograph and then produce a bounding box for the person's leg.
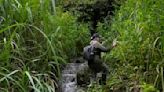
[101,70,107,85]
[88,60,97,84]
[100,63,109,85]
[88,57,109,85]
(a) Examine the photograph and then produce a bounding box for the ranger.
[83,33,117,85]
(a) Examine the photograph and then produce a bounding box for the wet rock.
[60,62,89,92]
[77,66,90,86]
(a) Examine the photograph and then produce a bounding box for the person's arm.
[96,42,111,52]
[97,39,117,52]
[100,38,117,52]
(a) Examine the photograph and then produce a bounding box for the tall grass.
[103,0,164,91]
[0,0,89,91]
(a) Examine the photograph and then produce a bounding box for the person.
[87,33,117,85]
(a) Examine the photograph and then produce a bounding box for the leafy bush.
[141,83,159,92]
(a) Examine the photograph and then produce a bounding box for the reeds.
[103,0,164,91]
[0,0,89,91]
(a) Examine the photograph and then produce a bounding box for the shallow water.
[61,62,88,92]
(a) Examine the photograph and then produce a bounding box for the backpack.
[83,45,94,60]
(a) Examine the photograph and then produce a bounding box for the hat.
[91,33,101,40]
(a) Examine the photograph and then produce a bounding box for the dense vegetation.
[104,0,164,91]
[0,0,164,92]
[0,0,88,91]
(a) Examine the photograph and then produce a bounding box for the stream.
[60,58,88,92]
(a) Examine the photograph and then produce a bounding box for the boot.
[99,73,106,85]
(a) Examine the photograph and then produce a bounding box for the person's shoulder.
[90,40,99,44]
[90,40,101,47]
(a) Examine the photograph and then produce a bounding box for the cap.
[91,33,101,40]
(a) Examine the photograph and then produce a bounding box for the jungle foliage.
[0,0,164,92]
[0,0,88,91]
[102,0,164,91]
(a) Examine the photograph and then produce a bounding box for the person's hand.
[112,38,117,48]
